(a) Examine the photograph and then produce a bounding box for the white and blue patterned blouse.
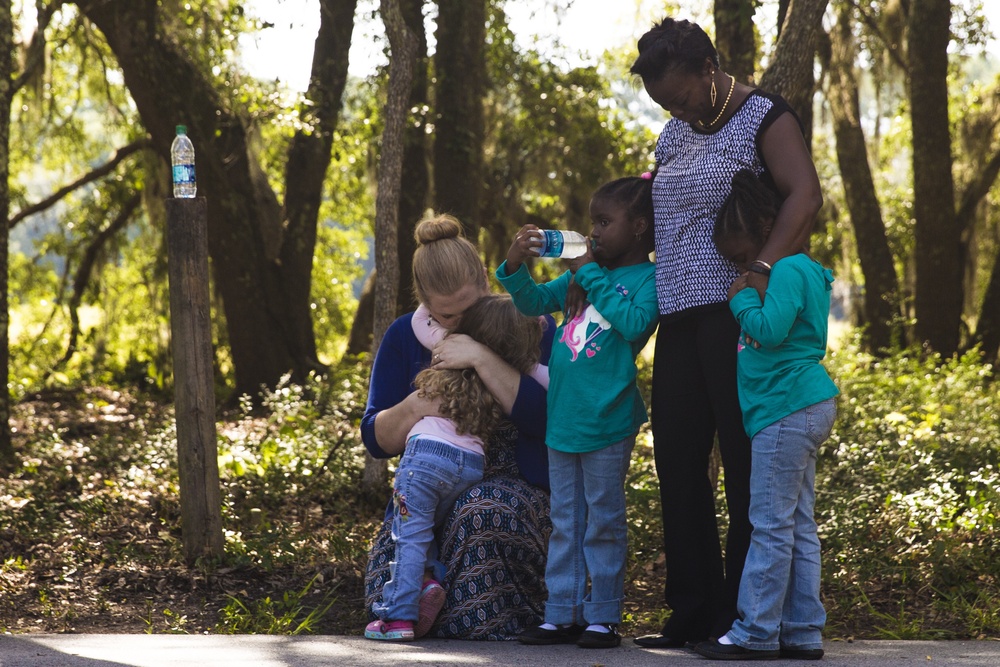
[651,90,794,318]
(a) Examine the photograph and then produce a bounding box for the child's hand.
[745,269,769,301]
[727,273,749,301]
[506,225,543,272]
[565,239,594,274]
[564,277,589,322]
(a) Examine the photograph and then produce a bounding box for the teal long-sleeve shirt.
[497,259,658,453]
[729,254,839,438]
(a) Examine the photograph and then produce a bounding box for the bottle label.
[172,164,196,184]
[540,230,564,258]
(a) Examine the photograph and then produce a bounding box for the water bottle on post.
[171,125,197,198]
[535,229,589,259]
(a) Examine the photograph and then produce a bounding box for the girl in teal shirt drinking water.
[497,175,659,649]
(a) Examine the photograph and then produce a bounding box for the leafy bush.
[216,362,372,571]
[215,575,339,635]
[0,362,375,634]
[819,342,1000,638]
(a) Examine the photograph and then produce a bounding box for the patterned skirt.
[364,422,551,640]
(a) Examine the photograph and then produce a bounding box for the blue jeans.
[544,436,635,626]
[728,398,836,651]
[372,438,484,622]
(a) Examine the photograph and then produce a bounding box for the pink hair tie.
[641,171,653,180]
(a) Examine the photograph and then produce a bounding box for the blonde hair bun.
[415,214,464,245]
[411,212,486,304]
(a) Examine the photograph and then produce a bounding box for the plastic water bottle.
[171,125,197,198]
[535,229,589,258]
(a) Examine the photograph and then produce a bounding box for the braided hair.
[713,169,781,248]
[592,175,656,253]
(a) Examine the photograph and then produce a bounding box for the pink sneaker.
[414,580,446,638]
[365,619,414,641]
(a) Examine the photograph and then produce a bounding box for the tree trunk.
[714,0,757,85]
[776,0,791,40]
[974,252,1000,364]
[345,0,426,357]
[759,0,829,138]
[346,270,375,356]
[77,0,356,400]
[827,5,903,353]
[909,0,962,355]
[433,0,485,239]
[395,0,429,317]
[955,143,1000,360]
[0,0,13,468]
[281,0,359,373]
[363,0,417,496]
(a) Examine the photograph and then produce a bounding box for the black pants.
[650,306,752,640]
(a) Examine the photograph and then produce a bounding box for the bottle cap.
[176,125,187,134]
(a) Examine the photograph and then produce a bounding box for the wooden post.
[166,197,224,563]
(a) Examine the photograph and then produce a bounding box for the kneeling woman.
[362,213,555,640]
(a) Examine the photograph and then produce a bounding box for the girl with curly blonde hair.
[413,294,543,442]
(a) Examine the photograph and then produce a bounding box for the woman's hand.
[372,390,442,456]
[506,224,543,273]
[431,333,484,370]
[563,276,589,322]
[727,273,750,301]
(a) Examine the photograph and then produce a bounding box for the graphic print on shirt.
[559,303,611,361]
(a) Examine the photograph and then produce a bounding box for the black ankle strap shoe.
[577,624,622,649]
[518,623,585,645]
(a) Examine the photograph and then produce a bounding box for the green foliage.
[819,341,1000,638]
[215,574,339,635]
[477,6,657,271]
[217,363,371,570]
[310,82,381,363]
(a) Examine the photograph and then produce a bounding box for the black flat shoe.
[577,624,621,649]
[518,623,585,645]
[780,645,824,660]
[633,633,690,648]
[693,638,780,660]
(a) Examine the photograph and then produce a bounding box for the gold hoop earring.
[710,73,718,107]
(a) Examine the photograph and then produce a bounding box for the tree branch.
[46,191,142,376]
[847,0,909,72]
[9,138,152,228]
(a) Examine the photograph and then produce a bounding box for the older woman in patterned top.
[362,213,555,640]
[628,17,823,649]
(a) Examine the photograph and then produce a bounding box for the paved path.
[1,635,999,667]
